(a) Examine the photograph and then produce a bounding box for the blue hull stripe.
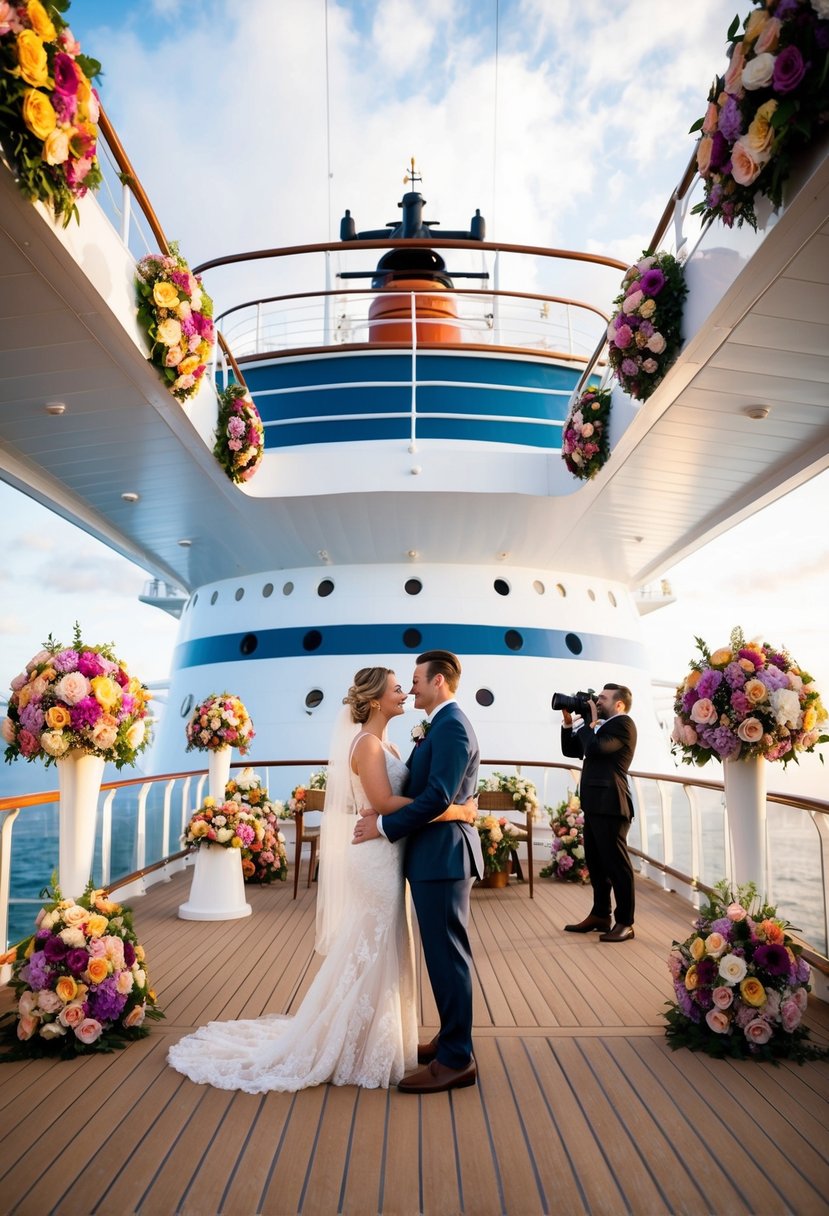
[172,624,648,671]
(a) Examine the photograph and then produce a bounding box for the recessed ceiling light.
[497,551,509,560]
[407,550,419,559]
[317,549,330,562]
[743,405,770,420]
[177,539,192,547]
[45,401,66,415]
[121,491,139,503]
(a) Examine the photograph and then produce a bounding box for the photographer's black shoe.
[563,915,612,934]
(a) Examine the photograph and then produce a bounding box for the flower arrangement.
[691,1,829,230]
[225,768,288,883]
[287,769,326,815]
[183,795,265,854]
[475,814,526,874]
[606,251,686,402]
[664,880,827,1062]
[213,384,265,484]
[135,243,215,403]
[478,771,540,818]
[2,625,151,768]
[0,0,103,225]
[561,386,612,480]
[411,719,430,744]
[0,878,162,1059]
[671,627,828,767]
[540,791,589,882]
[185,692,254,755]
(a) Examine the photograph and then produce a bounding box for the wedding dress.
[167,746,417,1092]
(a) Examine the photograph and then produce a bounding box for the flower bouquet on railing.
[0,0,103,225]
[214,384,265,484]
[475,814,526,876]
[135,243,215,403]
[691,1,829,230]
[606,252,687,402]
[288,769,327,813]
[540,791,588,882]
[2,624,152,767]
[671,627,828,767]
[185,692,254,754]
[225,768,288,883]
[561,386,612,480]
[477,771,540,819]
[0,878,162,1060]
[664,880,827,1062]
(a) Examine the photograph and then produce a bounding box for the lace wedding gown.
[167,748,418,1092]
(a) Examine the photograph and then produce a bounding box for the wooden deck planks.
[0,867,828,1215]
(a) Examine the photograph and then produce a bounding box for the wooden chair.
[477,791,534,898]
[292,787,325,899]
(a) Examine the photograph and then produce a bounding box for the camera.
[551,690,596,716]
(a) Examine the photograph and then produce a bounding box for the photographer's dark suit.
[561,714,637,925]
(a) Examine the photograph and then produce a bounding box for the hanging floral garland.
[213,384,265,483]
[606,251,687,402]
[691,1,829,230]
[561,386,612,480]
[135,244,215,404]
[0,0,103,225]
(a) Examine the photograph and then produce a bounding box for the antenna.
[403,156,423,188]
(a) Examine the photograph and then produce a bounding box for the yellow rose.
[46,704,71,729]
[42,125,70,164]
[743,6,769,44]
[55,975,78,1003]
[21,87,57,140]
[744,100,778,159]
[639,298,656,319]
[153,280,180,309]
[157,317,183,347]
[85,914,110,939]
[85,957,110,984]
[16,29,49,88]
[740,977,766,1008]
[690,936,706,961]
[709,648,733,667]
[91,675,120,712]
[803,707,817,732]
[684,964,699,991]
[178,355,200,375]
[744,679,768,704]
[685,670,702,691]
[190,820,209,838]
[27,0,57,41]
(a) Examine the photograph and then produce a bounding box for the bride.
[167,666,473,1092]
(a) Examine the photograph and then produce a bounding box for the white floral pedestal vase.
[178,845,252,920]
[723,755,767,889]
[56,751,106,900]
[207,746,232,803]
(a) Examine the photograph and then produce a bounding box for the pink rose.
[690,698,717,726]
[731,140,767,187]
[622,291,643,314]
[59,1002,87,1028]
[123,1003,146,1028]
[701,102,719,136]
[792,987,808,1013]
[727,902,747,922]
[744,1018,772,1045]
[74,1017,104,1045]
[646,332,666,354]
[705,1008,731,1034]
[1,716,15,743]
[723,41,746,96]
[736,717,764,743]
[18,729,40,757]
[681,724,699,747]
[37,989,62,1014]
[54,671,91,705]
[780,999,801,1032]
[18,990,37,1016]
[755,17,781,55]
[712,986,733,1009]
[17,1013,40,1040]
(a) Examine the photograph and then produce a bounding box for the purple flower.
[709,131,731,173]
[695,987,714,1011]
[718,95,742,143]
[724,662,746,689]
[796,957,810,983]
[682,689,700,713]
[171,270,191,291]
[70,696,103,730]
[761,665,789,692]
[773,46,807,94]
[613,323,633,349]
[19,702,45,734]
[710,918,733,939]
[181,316,197,338]
[124,941,136,968]
[621,358,639,377]
[78,651,105,679]
[753,944,791,977]
[704,726,741,759]
[638,320,654,339]
[675,983,700,1021]
[738,648,762,671]
[20,951,50,989]
[696,959,718,986]
[43,934,67,962]
[697,669,723,699]
[66,947,90,975]
[87,975,128,1024]
[730,690,751,716]
[639,268,665,296]
[52,649,80,674]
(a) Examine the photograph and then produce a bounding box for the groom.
[353,649,484,1093]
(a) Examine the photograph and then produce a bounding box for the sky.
[2,0,827,798]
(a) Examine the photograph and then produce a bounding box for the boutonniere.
[411,719,431,745]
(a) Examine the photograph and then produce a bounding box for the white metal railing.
[2,761,827,961]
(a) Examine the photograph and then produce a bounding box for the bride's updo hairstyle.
[344,667,393,723]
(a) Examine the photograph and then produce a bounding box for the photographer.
[558,684,637,942]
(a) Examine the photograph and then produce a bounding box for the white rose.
[41,729,70,758]
[59,927,86,948]
[770,688,802,729]
[62,904,89,927]
[741,52,775,91]
[40,1021,68,1039]
[126,719,146,750]
[216,828,233,843]
[573,846,585,860]
[718,954,747,984]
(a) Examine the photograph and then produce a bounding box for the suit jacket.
[561,714,637,820]
[382,703,484,881]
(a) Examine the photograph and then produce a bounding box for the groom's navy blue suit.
[382,703,484,1070]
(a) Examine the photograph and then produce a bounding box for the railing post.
[324,251,332,346]
[136,782,151,873]
[120,181,131,247]
[101,790,116,887]
[493,252,501,344]
[162,779,175,859]
[0,808,21,953]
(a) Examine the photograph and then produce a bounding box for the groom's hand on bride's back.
[352,809,381,843]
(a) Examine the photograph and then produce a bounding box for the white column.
[723,756,767,891]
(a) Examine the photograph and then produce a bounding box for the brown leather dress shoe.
[563,914,612,933]
[398,1058,477,1094]
[417,1038,439,1065]
[599,923,635,942]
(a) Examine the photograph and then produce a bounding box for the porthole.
[240,633,258,656]
[210,590,219,605]
[305,689,324,709]
[235,587,245,602]
[403,628,422,649]
[565,632,583,655]
[405,578,423,595]
[476,688,495,707]
[494,578,510,597]
[262,583,274,598]
[317,579,335,597]
[505,629,523,651]
[555,583,566,597]
[283,581,294,596]
[587,589,596,602]
[303,629,323,651]
[180,694,193,717]
[533,580,545,595]
[608,591,617,607]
